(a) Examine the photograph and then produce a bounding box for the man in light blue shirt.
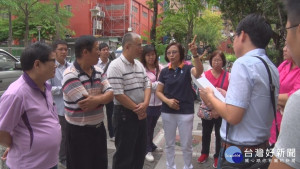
[97,42,115,141]
[200,14,279,168]
[48,40,70,167]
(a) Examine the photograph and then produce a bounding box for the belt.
[221,140,269,152]
[85,122,103,128]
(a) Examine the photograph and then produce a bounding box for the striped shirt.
[107,54,150,105]
[62,61,112,126]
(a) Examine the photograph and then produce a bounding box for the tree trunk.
[150,0,158,46]
[185,18,194,57]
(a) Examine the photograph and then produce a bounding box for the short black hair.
[164,42,185,63]
[236,14,272,49]
[75,35,97,58]
[52,40,67,50]
[99,42,109,51]
[20,42,53,71]
[283,0,300,25]
[209,50,227,67]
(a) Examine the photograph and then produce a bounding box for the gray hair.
[122,32,141,47]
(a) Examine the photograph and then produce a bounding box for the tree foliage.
[209,0,286,65]
[0,0,73,46]
[156,0,205,55]
[194,10,224,49]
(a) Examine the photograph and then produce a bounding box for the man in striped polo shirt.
[62,35,113,169]
[107,32,151,169]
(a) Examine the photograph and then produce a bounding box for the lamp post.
[36,26,42,41]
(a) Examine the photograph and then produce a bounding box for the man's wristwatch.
[193,54,199,58]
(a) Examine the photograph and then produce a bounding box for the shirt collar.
[23,72,51,91]
[98,58,109,65]
[168,61,185,70]
[55,60,69,68]
[120,53,136,65]
[74,60,96,77]
[243,48,266,58]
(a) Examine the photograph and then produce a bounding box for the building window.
[132,6,138,13]
[142,11,148,18]
[106,4,125,10]
[64,5,72,12]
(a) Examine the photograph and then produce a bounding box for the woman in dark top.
[156,36,204,169]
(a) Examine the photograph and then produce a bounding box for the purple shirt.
[0,73,61,169]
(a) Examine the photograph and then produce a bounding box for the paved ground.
[102,100,218,169]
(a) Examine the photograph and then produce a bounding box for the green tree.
[156,0,205,56]
[194,9,224,49]
[0,0,73,46]
[210,0,286,65]
[0,0,18,52]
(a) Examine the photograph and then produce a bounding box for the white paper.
[192,75,225,102]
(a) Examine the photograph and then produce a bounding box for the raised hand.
[188,35,198,56]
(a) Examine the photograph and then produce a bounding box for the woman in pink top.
[197,50,229,168]
[269,43,300,145]
[140,45,164,162]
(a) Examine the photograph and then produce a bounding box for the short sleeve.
[62,71,88,103]
[95,66,112,93]
[107,63,124,95]
[158,67,166,85]
[226,61,252,109]
[273,91,300,168]
[0,94,24,133]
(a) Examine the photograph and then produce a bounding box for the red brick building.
[61,0,163,40]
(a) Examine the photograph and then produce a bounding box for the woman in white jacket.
[140,45,164,162]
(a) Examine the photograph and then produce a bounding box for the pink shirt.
[146,64,164,106]
[204,69,229,91]
[0,73,61,169]
[278,60,300,96]
[269,60,300,144]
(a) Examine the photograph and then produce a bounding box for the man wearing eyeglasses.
[269,1,300,169]
[0,42,61,169]
[47,40,70,168]
[200,14,280,169]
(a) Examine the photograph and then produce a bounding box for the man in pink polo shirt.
[0,42,61,169]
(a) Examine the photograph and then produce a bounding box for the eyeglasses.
[230,32,240,42]
[130,43,142,48]
[100,48,109,52]
[57,48,68,52]
[281,24,299,41]
[286,24,299,30]
[45,58,56,63]
[212,59,222,63]
[166,50,178,56]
